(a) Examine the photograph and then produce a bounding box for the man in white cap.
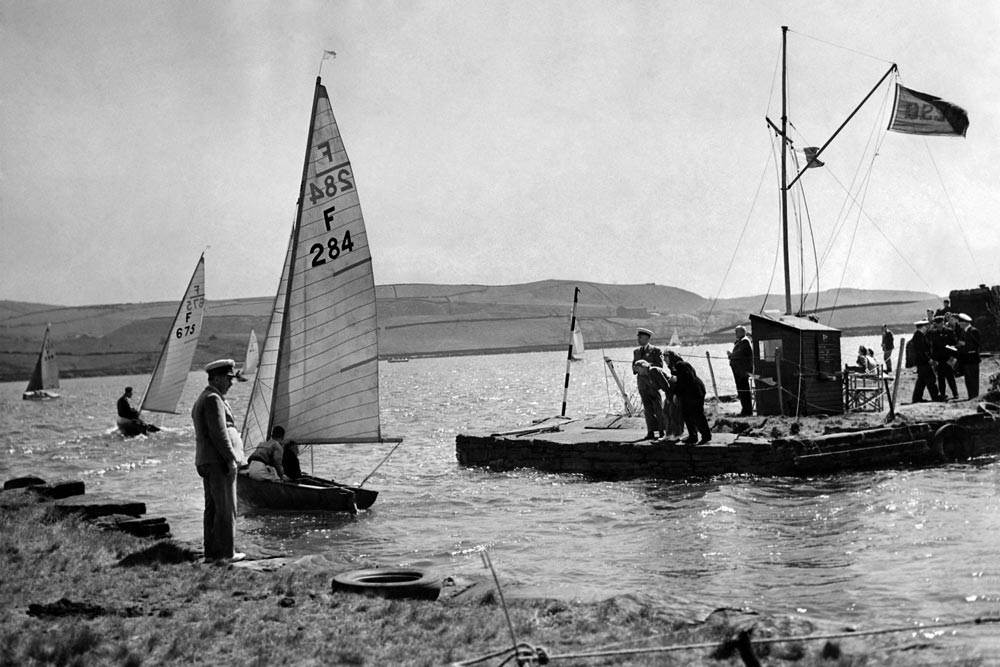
[955,313,981,398]
[909,320,941,403]
[191,359,245,563]
[632,327,665,440]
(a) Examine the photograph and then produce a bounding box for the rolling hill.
[0,280,943,381]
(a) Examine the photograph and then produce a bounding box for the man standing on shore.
[191,359,245,563]
[880,324,894,373]
[727,326,754,416]
[632,327,665,440]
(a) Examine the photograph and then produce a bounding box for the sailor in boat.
[191,359,245,564]
[665,350,712,445]
[116,386,152,432]
[632,327,666,440]
[956,312,982,399]
[282,439,303,481]
[727,326,755,417]
[246,425,293,483]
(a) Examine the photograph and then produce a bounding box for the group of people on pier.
[908,302,982,403]
[631,327,712,445]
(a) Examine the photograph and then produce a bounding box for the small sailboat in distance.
[236,329,259,382]
[570,320,585,362]
[117,254,206,436]
[668,328,681,348]
[22,324,60,400]
[237,75,400,513]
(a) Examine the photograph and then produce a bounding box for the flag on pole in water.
[888,84,969,136]
[323,50,337,60]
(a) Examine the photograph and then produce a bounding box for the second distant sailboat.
[117,254,206,436]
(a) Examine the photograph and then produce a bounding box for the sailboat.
[237,76,400,513]
[236,329,259,382]
[668,328,681,348]
[117,255,206,436]
[22,325,60,400]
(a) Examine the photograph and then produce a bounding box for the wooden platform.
[456,407,1000,479]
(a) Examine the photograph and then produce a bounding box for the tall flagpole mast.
[560,287,580,417]
[780,26,792,316]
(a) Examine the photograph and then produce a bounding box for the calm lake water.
[3,338,999,653]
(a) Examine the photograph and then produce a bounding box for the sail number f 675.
[310,205,355,267]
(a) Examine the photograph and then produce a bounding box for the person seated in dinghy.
[246,425,293,483]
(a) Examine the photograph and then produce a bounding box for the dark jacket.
[729,337,753,376]
[911,329,933,366]
[670,360,706,403]
[958,326,982,365]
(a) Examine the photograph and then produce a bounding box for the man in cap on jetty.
[191,359,245,563]
[955,313,982,399]
[727,325,754,416]
[909,320,941,404]
[632,327,666,440]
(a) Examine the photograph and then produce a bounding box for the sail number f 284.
[310,205,355,268]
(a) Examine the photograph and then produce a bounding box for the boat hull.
[116,417,160,437]
[23,390,60,401]
[236,472,378,512]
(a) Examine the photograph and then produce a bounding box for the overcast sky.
[2,0,997,307]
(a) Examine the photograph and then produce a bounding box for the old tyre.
[331,568,441,600]
[930,424,972,461]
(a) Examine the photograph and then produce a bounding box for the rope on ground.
[452,614,1000,666]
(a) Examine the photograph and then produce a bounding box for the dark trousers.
[681,399,711,442]
[733,371,753,415]
[936,361,959,398]
[912,364,940,402]
[964,362,980,399]
[882,349,893,373]
[637,377,665,435]
[197,463,237,560]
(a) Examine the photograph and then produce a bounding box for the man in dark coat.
[928,315,959,400]
[910,320,941,403]
[880,324,894,373]
[632,328,665,440]
[727,326,754,416]
[666,350,711,444]
[956,313,982,399]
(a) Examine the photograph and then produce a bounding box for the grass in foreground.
[0,490,988,666]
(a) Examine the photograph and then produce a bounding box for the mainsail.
[140,254,206,414]
[25,325,58,393]
[242,78,385,448]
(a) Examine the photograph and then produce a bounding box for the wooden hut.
[749,313,843,416]
[949,284,1000,352]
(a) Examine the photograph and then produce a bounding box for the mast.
[780,25,792,316]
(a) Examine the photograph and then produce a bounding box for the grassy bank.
[1,491,988,666]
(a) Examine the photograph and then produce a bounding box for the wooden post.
[705,351,719,400]
[889,338,905,417]
[775,348,785,416]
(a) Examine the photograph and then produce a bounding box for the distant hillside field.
[0,280,943,381]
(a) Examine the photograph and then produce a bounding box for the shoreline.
[0,488,989,666]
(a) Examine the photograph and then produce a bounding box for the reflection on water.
[2,338,1000,652]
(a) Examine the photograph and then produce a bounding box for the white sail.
[571,324,585,359]
[668,328,681,347]
[25,325,58,392]
[140,255,206,414]
[242,329,259,378]
[244,79,385,447]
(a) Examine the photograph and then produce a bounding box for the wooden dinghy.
[236,472,377,512]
